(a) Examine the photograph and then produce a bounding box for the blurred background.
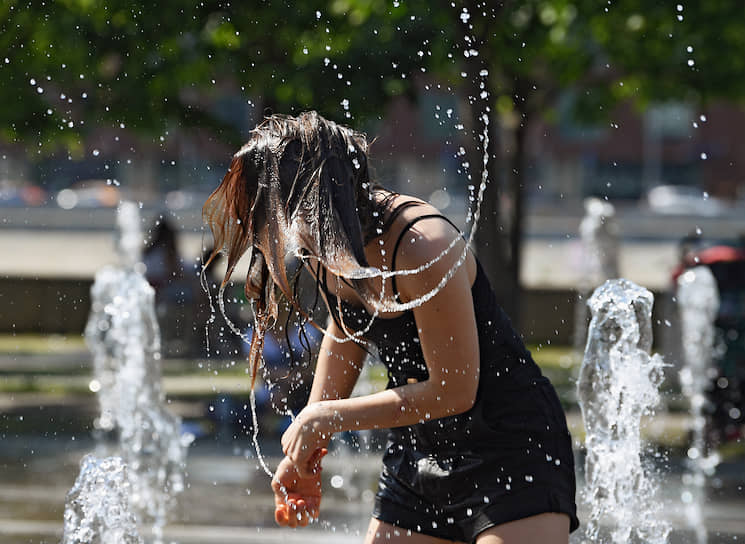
[1,1,745,542]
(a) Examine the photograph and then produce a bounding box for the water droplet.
[700,152,707,160]
[92,149,100,157]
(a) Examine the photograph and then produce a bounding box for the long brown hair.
[202,111,383,386]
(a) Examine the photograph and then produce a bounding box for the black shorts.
[371,385,579,542]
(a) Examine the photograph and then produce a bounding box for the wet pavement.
[1,354,744,542]
[0,434,744,543]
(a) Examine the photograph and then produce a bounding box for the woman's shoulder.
[384,194,472,300]
[386,194,458,252]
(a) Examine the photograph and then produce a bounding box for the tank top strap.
[390,214,462,301]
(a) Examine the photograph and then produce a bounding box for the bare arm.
[271,317,367,526]
[307,318,367,405]
[282,219,480,475]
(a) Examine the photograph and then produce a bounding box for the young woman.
[203,111,578,543]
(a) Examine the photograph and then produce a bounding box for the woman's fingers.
[272,451,325,528]
[276,497,316,528]
[275,503,289,525]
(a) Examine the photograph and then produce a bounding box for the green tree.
[0,1,448,155]
[3,0,745,319]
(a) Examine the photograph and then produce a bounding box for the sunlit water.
[577,279,671,544]
[61,455,143,544]
[82,201,193,542]
[678,266,722,544]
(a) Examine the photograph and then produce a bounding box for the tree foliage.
[0,1,453,157]
[3,0,745,314]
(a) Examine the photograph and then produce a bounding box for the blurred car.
[55,179,121,209]
[644,184,727,216]
[0,182,48,207]
[163,189,211,211]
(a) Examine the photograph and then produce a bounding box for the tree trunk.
[505,116,528,325]
[457,0,517,319]
[471,112,513,315]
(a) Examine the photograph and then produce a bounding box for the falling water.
[577,279,670,544]
[84,201,193,542]
[61,455,143,544]
[677,266,721,544]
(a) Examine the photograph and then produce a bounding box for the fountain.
[677,265,721,544]
[61,455,143,544]
[579,198,620,285]
[81,201,193,542]
[577,279,670,544]
[574,197,620,353]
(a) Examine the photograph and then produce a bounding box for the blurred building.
[2,92,744,215]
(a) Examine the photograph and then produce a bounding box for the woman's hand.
[272,452,326,527]
[281,402,335,477]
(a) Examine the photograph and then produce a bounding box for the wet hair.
[202,111,387,386]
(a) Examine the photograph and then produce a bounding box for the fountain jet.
[83,201,193,542]
[677,266,721,544]
[578,279,670,544]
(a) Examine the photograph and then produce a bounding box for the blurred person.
[143,216,195,357]
[673,230,745,445]
[197,243,250,358]
[203,112,578,543]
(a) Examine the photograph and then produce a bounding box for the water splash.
[577,279,671,544]
[84,201,193,542]
[62,455,143,544]
[677,266,721,544]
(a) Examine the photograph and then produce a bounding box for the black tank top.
[321,210,577,534]
[322,213,546,396]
